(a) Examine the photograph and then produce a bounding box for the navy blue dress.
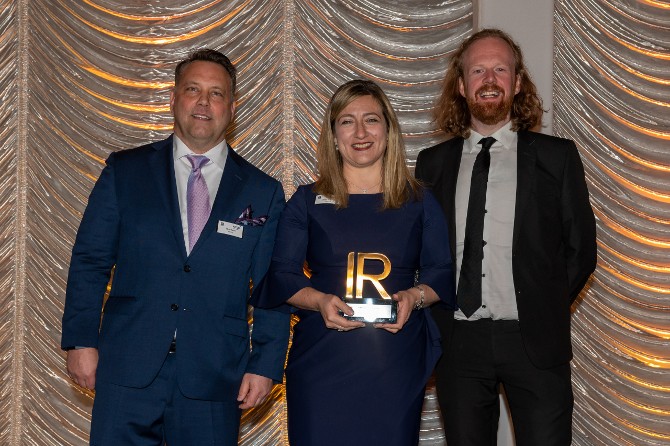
[257,184,454,446]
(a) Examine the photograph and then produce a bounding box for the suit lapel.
[148,135,188,259]
[147,138,252,259]
[443,138,464,261]
[513,131,536,249]
[189,145,249,256]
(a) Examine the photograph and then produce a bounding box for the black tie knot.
[478,137,496,151]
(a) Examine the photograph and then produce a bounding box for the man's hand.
[66,347,98,391]
[237,373,273,410]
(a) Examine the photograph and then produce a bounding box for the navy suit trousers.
[90,351,241,446]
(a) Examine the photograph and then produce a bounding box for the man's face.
[459,37,521,132]
[170,61,235,154]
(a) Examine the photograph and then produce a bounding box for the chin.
[470,101,511,126]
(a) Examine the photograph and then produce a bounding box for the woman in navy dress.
[255,80,455,445]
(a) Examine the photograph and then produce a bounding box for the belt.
[168,339,177,353]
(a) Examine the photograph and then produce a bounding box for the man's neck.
[174,133,226,155]
[470,117,512,137]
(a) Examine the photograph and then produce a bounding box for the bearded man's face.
[458,37,521,132]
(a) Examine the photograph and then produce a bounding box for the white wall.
[478,0,555,134]
[476,1,555,444]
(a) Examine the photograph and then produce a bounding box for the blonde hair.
[314,79,420,209]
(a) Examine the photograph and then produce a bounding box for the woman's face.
[333,95,388,171]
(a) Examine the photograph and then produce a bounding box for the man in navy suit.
[416,29,597,445]
[62,49,290,445]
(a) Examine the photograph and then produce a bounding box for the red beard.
[467,84,514,126]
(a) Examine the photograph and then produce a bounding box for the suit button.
[171,304,179,311]
[183,265,191,272]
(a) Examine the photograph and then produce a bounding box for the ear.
[458,77,466,98]
[169,90,175,113]
[514,73,521,95]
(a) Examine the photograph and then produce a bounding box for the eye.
[339,118,353,126]
[366,116,380,124]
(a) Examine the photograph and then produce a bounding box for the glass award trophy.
[342,252,397,323]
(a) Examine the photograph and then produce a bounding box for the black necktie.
[457,137,496,317]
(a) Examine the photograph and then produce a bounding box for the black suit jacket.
[416,130,597,369]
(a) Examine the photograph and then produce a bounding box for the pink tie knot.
[186,154,210,171]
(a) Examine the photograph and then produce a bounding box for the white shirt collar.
[173,135,228,170]
[465,121,517,153]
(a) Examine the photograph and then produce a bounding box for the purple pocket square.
[234,205,268,226]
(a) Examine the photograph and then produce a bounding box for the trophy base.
[342,298,397,323]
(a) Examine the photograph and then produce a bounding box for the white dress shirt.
[454,122,518,320]
[173,135,227,255]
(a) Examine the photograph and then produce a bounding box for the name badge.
[315,194,336,205]
[218,221,243,238]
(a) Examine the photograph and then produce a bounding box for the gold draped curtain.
[0,0,668,445]
[554,1,670,444]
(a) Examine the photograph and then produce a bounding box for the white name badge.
[315,194,336,205]
[218,221,243,238]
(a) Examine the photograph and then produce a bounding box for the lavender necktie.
[186,154,211,252]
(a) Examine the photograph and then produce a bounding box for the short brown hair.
[434,28,543,137]
[314,79,420,209]
[175,49,237,94]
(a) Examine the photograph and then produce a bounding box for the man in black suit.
[416,29,597,445]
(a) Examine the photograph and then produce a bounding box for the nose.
[354,121,366,138]
[483,69,495,84]
[197,92,210,106]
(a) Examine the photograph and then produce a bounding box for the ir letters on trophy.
[342,252,398,323]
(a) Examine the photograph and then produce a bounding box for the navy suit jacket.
[416,130,597,369]
[62,135,290,401]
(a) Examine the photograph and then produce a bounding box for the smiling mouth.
[479,91,500,98]
[191,114,211,120]
[351,142,373,150]
[477,85,504,100]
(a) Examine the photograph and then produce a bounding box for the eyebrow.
[338,111,381,119]
[180,80,224,89]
